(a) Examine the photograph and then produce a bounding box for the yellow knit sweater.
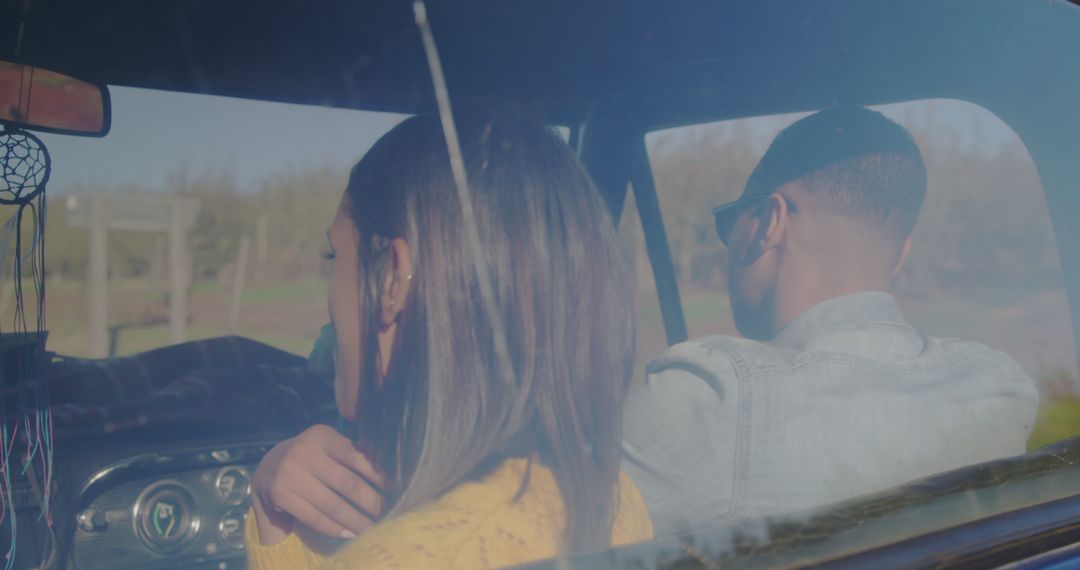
[245,458,653,569]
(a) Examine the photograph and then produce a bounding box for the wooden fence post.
[254,214,269,287]
[88,193,109,357]
[229,236,251,330]
[168,197,189,344]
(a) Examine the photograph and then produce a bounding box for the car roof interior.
[0,0,1074,126]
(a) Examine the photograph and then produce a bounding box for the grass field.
[1030,398,1080,449]
[42,278,326,357]
[24,276,1080,451]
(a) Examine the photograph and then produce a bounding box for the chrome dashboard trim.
[131,479,200,554]
[76,440,278,510]
[68,439,280,568]
[213,466,252,506]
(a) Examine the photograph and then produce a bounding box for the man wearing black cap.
[622,107,1039,536]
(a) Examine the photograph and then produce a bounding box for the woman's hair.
[344,111,635,553]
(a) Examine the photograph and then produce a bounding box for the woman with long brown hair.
[245,111,651,568]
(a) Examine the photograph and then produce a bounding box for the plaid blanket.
[3,336,335,443]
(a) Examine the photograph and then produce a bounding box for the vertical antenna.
[412,0,514,384]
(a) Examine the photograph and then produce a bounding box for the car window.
[637,98,1080,449]
[27,87,406,358]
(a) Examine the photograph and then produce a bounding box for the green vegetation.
[1029,398,1080,450]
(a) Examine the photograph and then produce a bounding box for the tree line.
[37,123,1061,311]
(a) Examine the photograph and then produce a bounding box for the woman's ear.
[380,238,414,327]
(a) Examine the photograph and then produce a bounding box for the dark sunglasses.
[712,193,797,246]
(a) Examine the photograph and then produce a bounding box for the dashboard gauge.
[214,466,252,506]
[133,481,200,554]
[218,508,247,550]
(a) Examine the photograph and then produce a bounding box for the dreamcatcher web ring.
[0,129,51,207]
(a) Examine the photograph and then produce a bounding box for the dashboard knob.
[77,509,108,532]
[214,466,252,506]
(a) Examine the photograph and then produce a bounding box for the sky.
[36,87,407,193]
[33,86,1023,195]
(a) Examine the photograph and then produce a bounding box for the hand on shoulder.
[252,424,385,545]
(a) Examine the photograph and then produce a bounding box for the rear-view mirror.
[0,61,110,137]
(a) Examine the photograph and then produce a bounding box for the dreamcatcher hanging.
[0,125,52,570]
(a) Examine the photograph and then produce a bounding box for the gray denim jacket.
[622,292,1039,536]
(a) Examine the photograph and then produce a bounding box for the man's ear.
[379,238,413,327]
[757,193,790,253]
[892,236,912,278]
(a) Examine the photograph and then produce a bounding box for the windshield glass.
[28,87,405,358]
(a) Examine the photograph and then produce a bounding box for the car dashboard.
[69,441,271,570]
[0,421,298,570]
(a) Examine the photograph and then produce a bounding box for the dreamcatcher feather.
[0,125,52,570]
